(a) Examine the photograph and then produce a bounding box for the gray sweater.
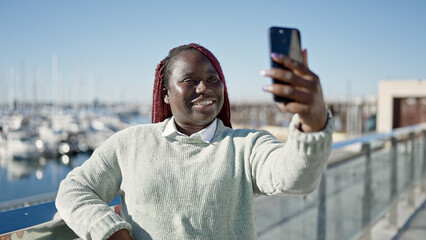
[56,113,333,240]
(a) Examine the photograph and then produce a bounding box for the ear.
[164,96,170,104]
[163,88,170,104]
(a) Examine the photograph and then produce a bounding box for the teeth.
[194,100,213,106]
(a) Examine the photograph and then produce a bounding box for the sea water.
[0,113,150,208]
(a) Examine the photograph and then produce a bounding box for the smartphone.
[269,26,303,103]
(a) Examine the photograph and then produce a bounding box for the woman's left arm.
[252,50,333,195]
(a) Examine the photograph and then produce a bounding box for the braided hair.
[152,43,232,128]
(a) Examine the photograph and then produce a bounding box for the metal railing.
[1,124,425,240]
[255,124,426,240]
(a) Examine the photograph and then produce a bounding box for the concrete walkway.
[395,199,426,240]
[370,186,426,240]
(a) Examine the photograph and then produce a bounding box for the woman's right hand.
[108,229,132,240]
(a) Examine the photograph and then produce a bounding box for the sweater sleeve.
[55,133,132,240]
[250,110,333,196]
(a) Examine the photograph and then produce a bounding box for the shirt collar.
[162,116,217,143]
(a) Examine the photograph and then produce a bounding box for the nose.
[195,80,211,94]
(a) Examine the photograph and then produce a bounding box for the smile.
[193,100,214,106]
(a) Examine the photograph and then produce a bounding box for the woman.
[56,43,333,240]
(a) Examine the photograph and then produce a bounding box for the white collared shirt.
[161,117,217,143]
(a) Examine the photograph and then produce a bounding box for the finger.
[270,52,305,72]
[271,53,319,81]
[302,49,308,67]
[263,84,314,104]
[261,68,317,90]
[276,102,286,112]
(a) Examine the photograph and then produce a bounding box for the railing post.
[407,132,415,207]
[422,130,426,193]
[333,173,343,238]
[317,171,327,240]
[389,137,398,227]
[360,143,372,240]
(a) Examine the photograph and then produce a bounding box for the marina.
[0,104,150,211]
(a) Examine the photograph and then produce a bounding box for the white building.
[377,79,426,132]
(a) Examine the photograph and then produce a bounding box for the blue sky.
[1,0,426,104]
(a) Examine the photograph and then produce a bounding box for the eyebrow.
[181,68,219,76]
[206,69,219,75]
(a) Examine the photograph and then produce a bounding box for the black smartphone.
[269,26,303,103]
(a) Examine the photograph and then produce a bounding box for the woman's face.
[165,50,224,130]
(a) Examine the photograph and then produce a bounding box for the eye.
[182,78,196,83]
[208,77,219,83]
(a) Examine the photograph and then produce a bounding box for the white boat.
[5,131,40,160]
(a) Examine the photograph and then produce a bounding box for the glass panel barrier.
[326,154,366,240]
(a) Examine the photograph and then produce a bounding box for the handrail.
[332,123,424,151]
[0,191,57,211]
